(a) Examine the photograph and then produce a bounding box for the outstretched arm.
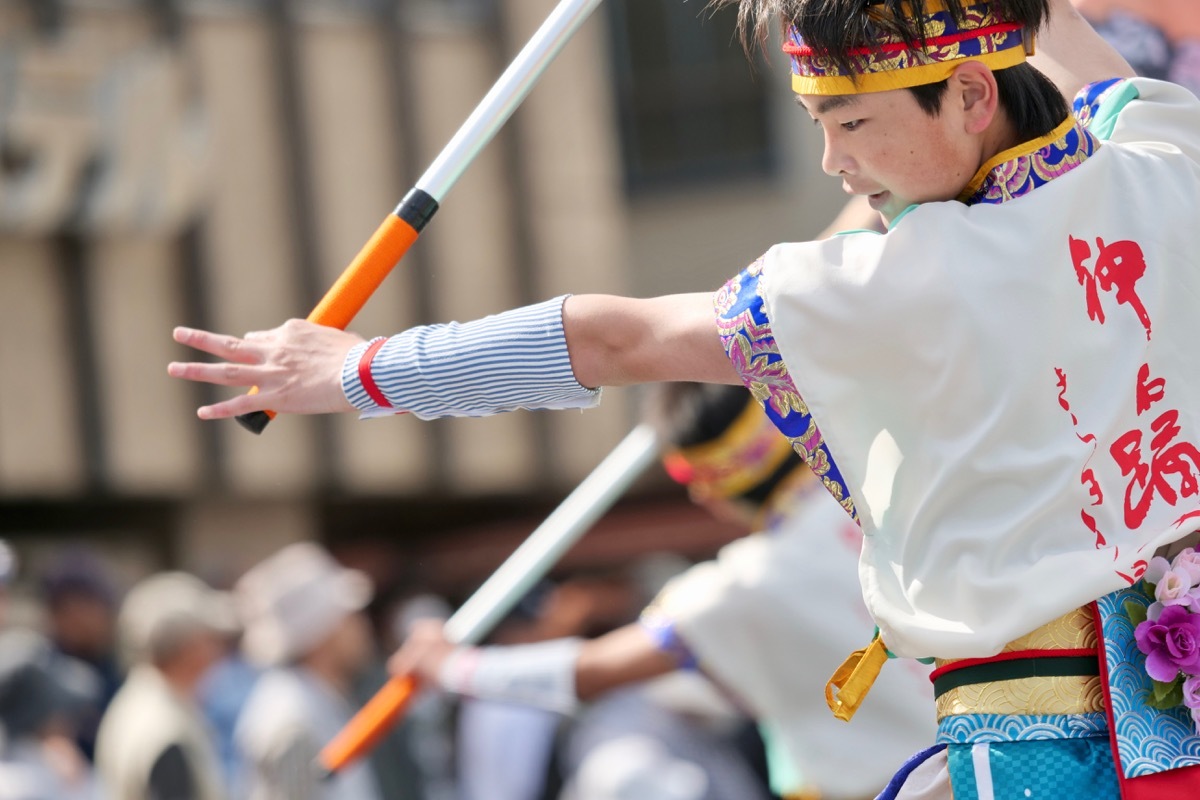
[389,619,679,708]
[169,292,737,421]
[1031,0,1135,102]
[574,623,683,699]
[563,294,738,389]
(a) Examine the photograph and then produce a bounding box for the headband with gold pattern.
[784,1,1033,96]
[661,400,795,501]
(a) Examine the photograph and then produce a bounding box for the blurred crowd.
[1071,0,1200,94]
[0,539,771,800]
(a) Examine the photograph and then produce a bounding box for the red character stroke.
[1069,235,1152,340]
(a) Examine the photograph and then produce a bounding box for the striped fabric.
[340,295,601,420]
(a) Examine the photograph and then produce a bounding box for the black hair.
[993,61,1070,140]
[645,382,754,450]
[909,62,1066,140]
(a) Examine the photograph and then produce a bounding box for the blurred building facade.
[0,0,842,593]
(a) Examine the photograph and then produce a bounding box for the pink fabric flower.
[1155,567,1200,608]
[1135,605,1200,683]
[1185,675,1200,711]
[1145,556,1175,586]
[1172,548,1200,586]
[1145,555,1200,620]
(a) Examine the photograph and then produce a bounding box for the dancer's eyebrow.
[796,94,860,117]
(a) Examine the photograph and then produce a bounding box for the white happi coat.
[654,474,936,798]
[752,78,1200,659]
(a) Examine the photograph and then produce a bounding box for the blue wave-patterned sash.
[937,712,1110,744]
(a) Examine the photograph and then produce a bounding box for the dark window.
[607,0,773,192]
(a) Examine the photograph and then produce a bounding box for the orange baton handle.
[316,673,419,777]
[305,214,420,331]
[236,191,434,435]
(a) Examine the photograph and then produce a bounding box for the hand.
[39,734,89,786]
[387,619,460,686]
[168,320,364,419]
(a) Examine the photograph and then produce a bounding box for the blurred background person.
[384,594,460,800]
[0,628,103,800]
[351,602,428,800]
[559,683,765,800]
[555,553,773,800]
[560,734,710,800]
[1072,0,1200,93]
[455,583,577,800]
[196,626,260,797]
[450,572,694,800]
[39,549,123,763]
[95,572,236,800]
[393,384,935,800]
[233,543,384,800]
[0,541,16,629]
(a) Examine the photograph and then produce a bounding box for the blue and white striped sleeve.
[340,295,601,420]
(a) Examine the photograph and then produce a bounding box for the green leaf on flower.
[1143,581,1158,600]
[1149,677,1185,710]
[1124,600,1148,628]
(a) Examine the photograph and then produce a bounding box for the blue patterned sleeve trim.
[1073,78,1140,140]
[713,258,859,523]
[341,296,601,420]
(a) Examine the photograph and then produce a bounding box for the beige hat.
[235,543,372,668]
[119,572,238,664]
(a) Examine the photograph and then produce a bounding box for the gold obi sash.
[931,606,1104,721]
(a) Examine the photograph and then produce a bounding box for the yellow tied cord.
[782,790,822,800]
[825,635,891,722]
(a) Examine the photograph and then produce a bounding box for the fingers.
[173,326,264,364]
[169,320,362,418]
[193,397,264,421]
[166,360,265,388]
[165,360,279,421]
[169,327,275,418]
[193,390,272,421]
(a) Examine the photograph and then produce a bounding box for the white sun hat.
[235,542,373,668]
[119,571,239,665]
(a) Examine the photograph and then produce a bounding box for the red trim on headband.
[661,453,696,485]
[783,21,1022,58]
[358,337,393,409]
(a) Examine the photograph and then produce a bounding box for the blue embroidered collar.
[959,115,1101,207]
